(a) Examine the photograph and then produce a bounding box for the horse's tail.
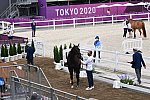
[142,23,147,38]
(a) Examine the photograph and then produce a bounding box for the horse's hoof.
[70,80,72,84]
[71,85,74,88]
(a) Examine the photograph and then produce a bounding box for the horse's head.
[127,18,133,23]
[71,45,80,55]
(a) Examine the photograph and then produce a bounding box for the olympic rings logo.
[144,2,150,12]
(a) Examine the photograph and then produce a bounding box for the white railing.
[122,38,143,53]
[63,47,150,77]
[2,12,148,31]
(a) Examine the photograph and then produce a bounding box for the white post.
[112,15,114,24]
[93,17,95,26]
[130,14,132,19]
[148,12,150,22]
[95,49,98,64]
[114,51,118,72]
[73,18,76,28]
[53,20,55,30]
[12,22,14,30]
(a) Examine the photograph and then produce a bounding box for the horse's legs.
[75,67,80,87]
[133,29,136,38]
[139,29,142,37]
[68,67,74,88]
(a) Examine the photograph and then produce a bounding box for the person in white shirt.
[127,21,133,38]
[81,51,94,90]
[123,19,128,38]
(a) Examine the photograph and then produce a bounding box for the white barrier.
[1,12,148,31]
[122,38,143,53]
[62,46,150,77]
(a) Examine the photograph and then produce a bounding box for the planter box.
[9,56,15,61]
[18,54,22,59]
[4,57,10,62]
[14,55,18,61]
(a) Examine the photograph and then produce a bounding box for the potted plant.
[9,43,15,61]
[31,39,35,57]
[4,44,9,62]
[17,42,22,59]
[1,44,5,62]
[13,43,18,60]
[53,45,60,63]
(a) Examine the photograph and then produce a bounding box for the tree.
[9,43,14,56]
[13,43,17,55]
[59,45,63,60]
[17,42,22,54]
[25,41,28,53]
[53,46,60,63]
[31,39,35,53]
[69,43,72,48]
[64,44,67,49]
[4,44,8,57]
[1,44,5,57]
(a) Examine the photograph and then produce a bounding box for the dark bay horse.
[67,45,82,88]
[128,19,147,38]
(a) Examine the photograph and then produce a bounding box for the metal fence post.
[10,77,15,100]
[50,88,54,100]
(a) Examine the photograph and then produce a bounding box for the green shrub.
[31,39,35,53]
[25,41,28,53]
[59,45,63,60]
[64,44,67,49]
[13,43,17,55]
[17,42,22,54]
[69,43,72,48]
[53,46,60,63]
[9,43,14,56]
[53,46,56,62]
[1,44,5,57]
[4,44,8,57]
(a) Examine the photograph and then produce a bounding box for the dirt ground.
[0,57,148,100]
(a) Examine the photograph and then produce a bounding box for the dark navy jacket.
[31,22,36,30]
[26,46,34,60]
[131,51,145,69]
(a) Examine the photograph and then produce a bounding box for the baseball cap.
[133,48,138,52]
[95,36,99,39]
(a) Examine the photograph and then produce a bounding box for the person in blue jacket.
[128,48,146,85]
[93,36,101,59]
[26,43,35,65]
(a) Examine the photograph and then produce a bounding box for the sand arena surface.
[14,21,150,58]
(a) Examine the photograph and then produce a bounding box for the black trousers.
[27,59,33,65]
[123,28,128,37]
[86,70,94,88]
[135,68,141,84]
[32,29,36,37]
